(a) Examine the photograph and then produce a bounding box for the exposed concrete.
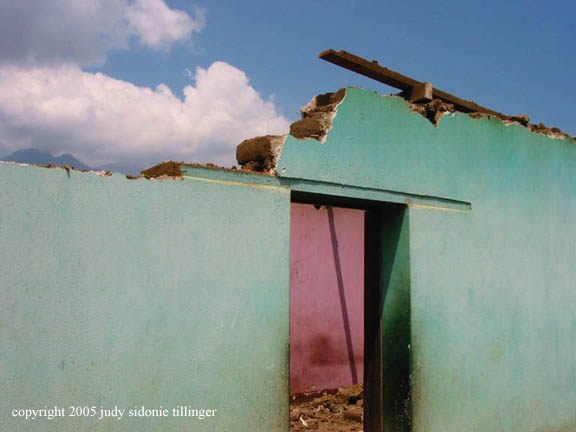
[139,161,183,179]
[235,89,346,173]
[404,95,574,141]
[236,135,287,173]
[136,161,247,180]
[405,97,532,129]
[526,122,573,140]
[290,89,346,142]
[405,98,457,126]
[237,84,573,179]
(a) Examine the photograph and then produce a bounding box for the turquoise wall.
[2,85,575,432]
[0,163,290,431]
[379,207,411,432]
[278,88,576,431]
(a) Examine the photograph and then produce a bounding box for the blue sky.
[0,0,574,169]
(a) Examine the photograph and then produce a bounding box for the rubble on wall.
[404,95,574,141]
[236,89,346,174]
[133,161,250,180]
[139,161,183,179]
[0,160,113,177]
[290,88,346,142]
[406,98,457,126]
[235,85,574,176]
[4,86,573,181]
[236,135,287,173]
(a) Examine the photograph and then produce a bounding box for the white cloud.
[125,0,206,50]
[0,63,290,167]
[0,0,285,167]
[0,0,204,67]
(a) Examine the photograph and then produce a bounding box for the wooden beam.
[319,49,418,92]
[319,49,528,124]
[410,81,433,103]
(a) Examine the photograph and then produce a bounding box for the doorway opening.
[289,203,365,431]
[289,198,411,432]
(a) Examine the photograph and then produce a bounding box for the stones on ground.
[290,384,364,432]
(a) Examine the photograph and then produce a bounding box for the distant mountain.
[2,149,91,170]
[0,148,148,176]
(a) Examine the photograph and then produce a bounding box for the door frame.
[291,191,411,432]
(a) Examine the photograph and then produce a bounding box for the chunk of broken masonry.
[236,89,347,173]
[290,88,346,141]
[236,135,287,173]
[140,161,183,179]
[290,113,334,141]
[509,114,530,126]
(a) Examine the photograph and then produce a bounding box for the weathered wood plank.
[319,49,527,123]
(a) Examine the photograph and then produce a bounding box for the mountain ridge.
[1,149,147,176]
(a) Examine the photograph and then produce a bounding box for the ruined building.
[1,79,575,432]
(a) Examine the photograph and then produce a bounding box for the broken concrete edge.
[4,87,573,183]
[0,160,114,176]
[129,160,279,181]
[291,88,346,142]
[399,94,575,142]
[0,158,277,183]
[235,88,348,174]
[235,86,574,176]
[137,161,184,180]
[236,135,288,174]
[524,122,575,141]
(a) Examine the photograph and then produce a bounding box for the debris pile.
[290,384,363,432]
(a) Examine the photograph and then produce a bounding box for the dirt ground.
[290,384,363,432]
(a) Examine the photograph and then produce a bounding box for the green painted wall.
[2,85,575,432]
[278,88,576,431]
[380,207,412,432]
[0,164,290,431]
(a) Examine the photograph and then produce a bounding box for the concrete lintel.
[181,165,471,212]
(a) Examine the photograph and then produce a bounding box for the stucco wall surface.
[279,88,576,432]
[0,163,290,431]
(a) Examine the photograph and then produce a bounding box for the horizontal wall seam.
[182,174,290,192]
[406,203,471,213]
